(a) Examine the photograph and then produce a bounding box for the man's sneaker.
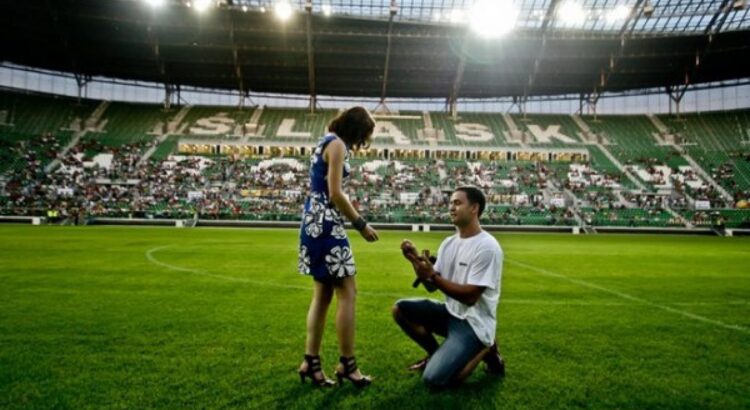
[482,343,505,377]
[407,356,430,372]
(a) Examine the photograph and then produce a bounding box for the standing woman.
[297,107,379,388]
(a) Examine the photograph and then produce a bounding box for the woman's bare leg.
[301,280,334,377]
[334,276,365,379]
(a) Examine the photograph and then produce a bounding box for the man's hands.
[400,239,419,260]
[401,240,437,283]
[400,240,485,305]
[412,251,437,282]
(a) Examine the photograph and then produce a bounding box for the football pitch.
[0,225,748,409]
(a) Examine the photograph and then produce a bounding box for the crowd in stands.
[690,150,750,203]
[1,134,749,228]
[1,132,61,174]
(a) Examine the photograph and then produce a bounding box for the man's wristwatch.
[423,272,439,292]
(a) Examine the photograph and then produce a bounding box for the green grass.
[0,226,749,409]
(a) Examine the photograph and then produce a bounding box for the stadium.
[1,0,749,408]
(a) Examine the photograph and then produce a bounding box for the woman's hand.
[359,225,379,242]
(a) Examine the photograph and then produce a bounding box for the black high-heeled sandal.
[335,356,372,388]
[299,354,335,387]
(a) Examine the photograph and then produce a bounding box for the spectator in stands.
[393,186,504,389]
[297,107,378,388]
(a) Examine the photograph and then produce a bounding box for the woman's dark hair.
[455,186,486,217]
[328,106,375,150]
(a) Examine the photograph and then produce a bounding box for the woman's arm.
[325,138,378,241]
[325,138,358,222]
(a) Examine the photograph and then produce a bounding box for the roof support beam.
[163,83,177,111]
[703,0,735,36]
[523,0,561,101]
[146,26,167,82]
[374,1,398,114]
[446,55,466,120]
[144,9,173,110]
[228,12,247,108]
[590,0,646,96]
[46,0,86,101]
[305,0,317,113]
[147,31,174,110]
[665,85,688,117]
[73,73,92,102]
[673,0,734,98]
[446,31,472,120]
[578,92,601,119]
[509,95,529,117]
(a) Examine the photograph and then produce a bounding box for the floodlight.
[193,0,212,13]
[557,1,586,26]
[606,5,630,23]
[468,0,518,38]
[275,1,293,21]
[643,1,654,17]
[144,0,166,7]
[322,4,332,16]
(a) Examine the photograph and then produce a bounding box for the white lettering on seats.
[455,123,493,142]
[373,121,410,145]
[190,113,234,135]
[527,125,576,144]
[277,118,313,139]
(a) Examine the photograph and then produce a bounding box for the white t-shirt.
[433,230,503,346]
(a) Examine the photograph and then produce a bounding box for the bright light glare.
[606,5,630,22]
[275,1,293,21]
[322,4,332,16]
[144,0,165,7]
[557,1,587,26]
[468,0,518,38]
[193,0,212,13]
[449,9,466,24]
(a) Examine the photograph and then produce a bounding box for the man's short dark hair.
[455,186,486,218]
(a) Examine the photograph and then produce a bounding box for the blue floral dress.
[298,134,355,282]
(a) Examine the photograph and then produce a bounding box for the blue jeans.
[395,298,485,388]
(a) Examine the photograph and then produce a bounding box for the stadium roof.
[1,0,749,99]
[245,0,750,33]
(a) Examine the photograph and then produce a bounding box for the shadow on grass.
[271,369,505,409]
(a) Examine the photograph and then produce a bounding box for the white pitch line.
[506,258,750,335]
[146,245,309,291]
[144,246,750,313]
[145,245,411,299]
[145,245,640,304]
[670,301,750,306]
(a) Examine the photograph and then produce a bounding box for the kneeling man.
[393,186,505,388]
